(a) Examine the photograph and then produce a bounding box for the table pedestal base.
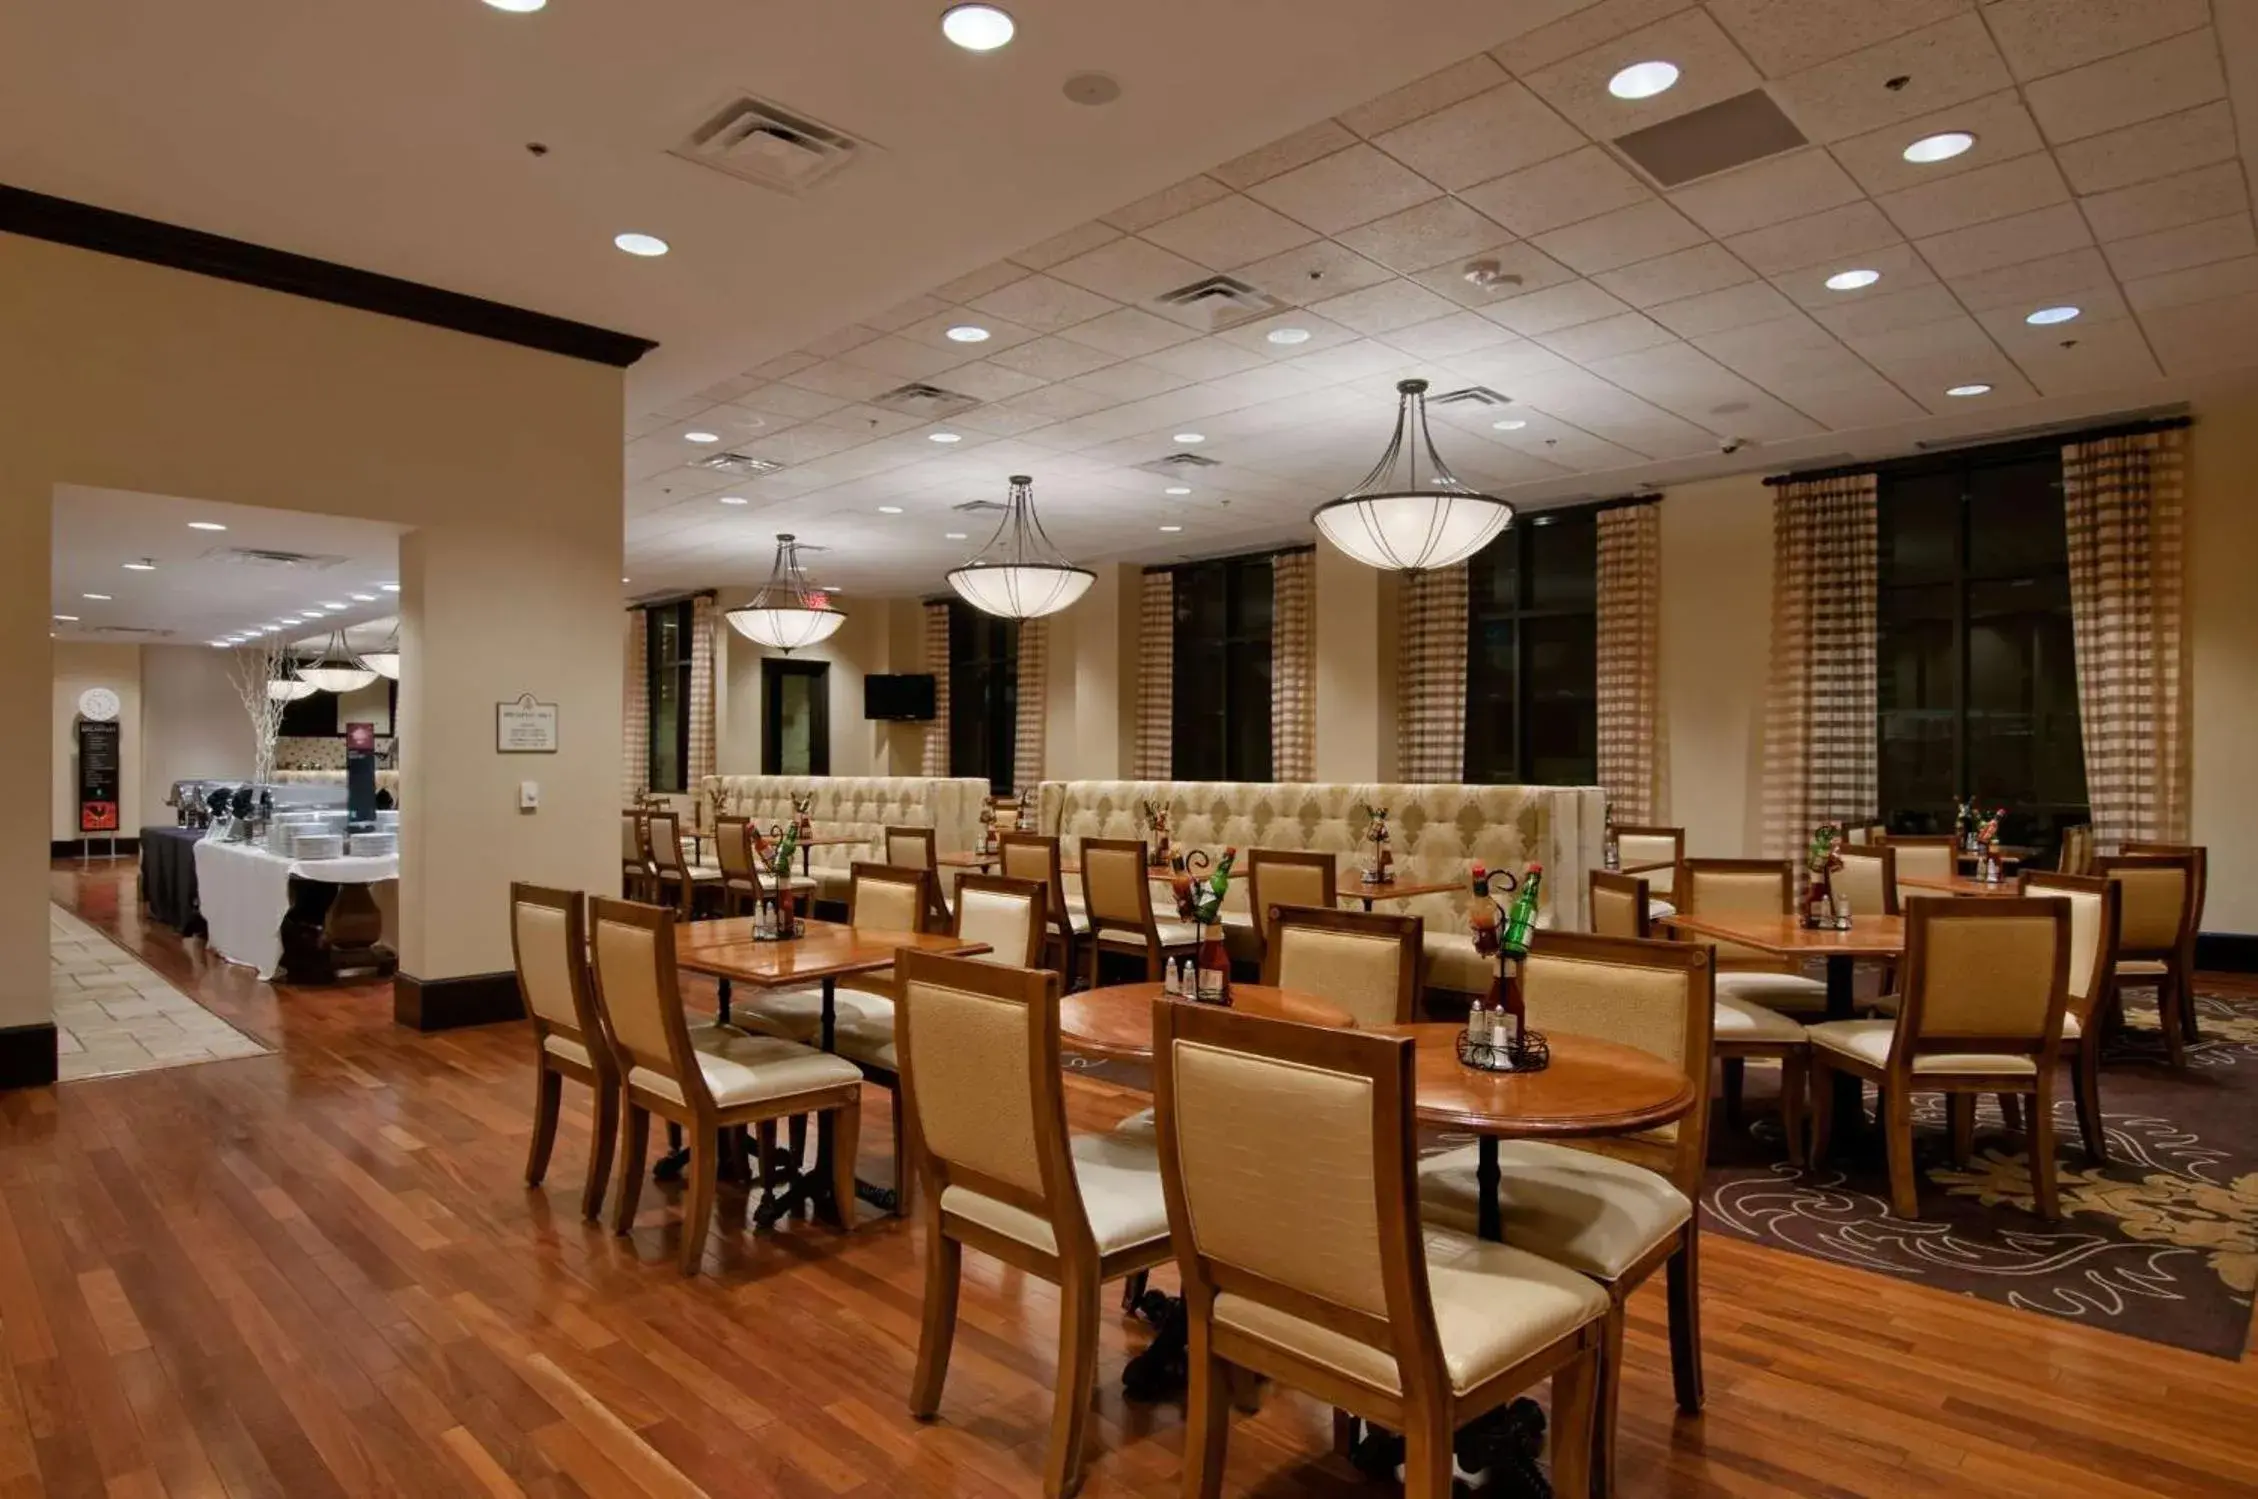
[1343,1404,1552,1495]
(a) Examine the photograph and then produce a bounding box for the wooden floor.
[8,862,2256,1499]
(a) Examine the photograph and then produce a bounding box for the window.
[644,600,693,793]
[948,603,1019,795]
[1877,453,2087,851]
[1463,511,1599,785]
[1171,555,1274,781]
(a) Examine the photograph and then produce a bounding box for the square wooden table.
[1901,873,2022,898]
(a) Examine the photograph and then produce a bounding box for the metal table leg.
[1476,1135,1503,1243]
[1825,953,1864,1146]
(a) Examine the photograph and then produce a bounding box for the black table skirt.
[139,826,206,937]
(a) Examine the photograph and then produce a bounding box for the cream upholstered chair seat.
[939,1131,1171,1258]
[1713,970,1828,1011]
[1417,1142,1692,1282]
[542,1032,595,1069]
[731,986,898,1055]
[1806,1018,2037,1076]
[1215,1227,1607,1397]
[627,1032,864,1109]
[1098,917,1201,949]
[2116,958,2169,976]
[1714,992,1808,1043]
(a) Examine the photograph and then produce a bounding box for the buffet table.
[191,837,399,981]
[139,825,208,936]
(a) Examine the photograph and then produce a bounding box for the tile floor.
[50,905,270,1081]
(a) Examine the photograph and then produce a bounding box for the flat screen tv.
[864,673,937,722]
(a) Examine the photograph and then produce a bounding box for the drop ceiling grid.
[624,0,2256,594]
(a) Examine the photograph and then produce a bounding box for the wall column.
[0,470,55,1078]
[1063,563,1137,780]
[1313,538,1398,782]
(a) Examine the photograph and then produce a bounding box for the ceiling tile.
[1491,0,1696,76]
[1335,197,1515,274]
[1480,280,1636,336]
[1046,236,1211,304]
[747,351,820,381]
[1533,200,1708,274]
[2139,289,2258,376]
[1138,194,1318,270]
[1705,0,1969,77]
[1338,55,1511,138]
[1726,201,1903,276]
[1408,242,1579,309]
[2103,213,2258,282]
[864,293,950,333]
[1244,143,1443,234]
[1372,312,1521,360]
[1213,311,1364,360]
[1534,311,1679,362]
[1009,220,1123,272]
[1309,278,1465,335]
[1769,14,2012,144]
[1772,379,1930,429]
[732,383,851,422]
[1809,283,1965,340]
[968,274,1120,332]
[949,403,1065,438]
[896,309,1041,357]
[1053,306,1202,358]
[1195,363,1338,413]
[1062,362,1195,402]
[931,361,1051,403]
[2007,315,2163,395]
[775,359,901,402]
[2122,255,2258,314]
[1770,242,1939,306]
[1370,84,1585,191]
[2055,103,2239,197]
[1983,0,2209,83]
[1667,148,1864,238]
[1876,152,2071,239]
[2022,30,2225,146]
[1132,336,1272,381]
[928,261,1027,306]
[1868,357,2038,415]
[1522,9,1766,138]
[1971,282,2131,342]
[1581,343,1819,437]
[2081,162,2249,245]
[984,335,1119,382]
[1944,245,2118,312]
[1914,202,2093,278]
[1647,279,1802,336]
[1231,239,1399,307]
[800,324,883,359]
[1837,311,2000,367]
[1212,120,1362,191]
[1101,176,1234,235]
[992,384,1116,421]
[1827,90,2047,196]
[1593,243,1756,307]
[1460,146,1653,238]
[1284,336,1447,384]
[840,333,980,381]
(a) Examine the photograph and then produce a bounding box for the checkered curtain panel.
[688,593,719,797]
[1014,616,1047,793]
[621,608,649,805]
[2064,430,2189,845]
[1761,473,1878,858]
[1271,548,1314,782]
[920,600,951,776]
[1135,569,1173,779]
[1596,504,1661,823]
[1397,563,1469,782]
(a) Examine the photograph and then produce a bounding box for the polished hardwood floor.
[10,859,2257,1498]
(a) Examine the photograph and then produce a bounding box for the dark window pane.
[1522,612,1596,784]
[1464,617,1519,782]
[1462,510,1599,784]
[646,601,691,793]
[1967,459,2070,577]
[1525,516,1598,610]
[1878,473,1959,587]
[948,604,1019,794]
[1171,557,1274,781]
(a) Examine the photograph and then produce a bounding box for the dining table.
[1901,872,2023,898]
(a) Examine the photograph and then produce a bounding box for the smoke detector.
[1462,260,1524,292]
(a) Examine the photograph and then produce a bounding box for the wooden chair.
[1259,905,1420,1026]
[2122,842,2207,1044]
[1078,837,1197,987]
[1158,1003,1607,1499]
[1842,820,1886,846]
[587,898,866,1272]
[1807,898,2072,1221]
[897,951,1172,1497]
[1676,858,1828,1015]
[646,810,720,918]
[2058,824,2095,875]
[1000,831,1086,981]
[884,825,952,928]
[1243,847,1336,963]
[2095,851,2200,1068]
[511,884,619,1221]
[2020,871,2122,1163]
[621,810,656,902]
[1880,833,1956,902]
[714,815,816,916]
[1834,844,1900,918]
[1417,932,1714,1495]
[1613,825,1684,895]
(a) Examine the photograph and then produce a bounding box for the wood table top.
[1058,983,1356,1064]
[1658,910,1907,958]
[1374,1024,1697,1138]
[1901,874,2025,898]
[1340,876,1461,901]
[937,850,1001,868]
[674,918,989,987]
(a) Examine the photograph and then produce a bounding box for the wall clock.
[77,686,122,722]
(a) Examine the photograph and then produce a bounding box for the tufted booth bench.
[699,775,991,904]
[1035,779,1605,1002]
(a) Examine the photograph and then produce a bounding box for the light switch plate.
[519,780,540,811]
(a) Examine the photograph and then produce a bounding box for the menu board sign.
[77,718,121,833]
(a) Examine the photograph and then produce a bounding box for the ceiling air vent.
[1134,452,1222,478]
[1429,386,1513,409]
[694,452,787,476]
[1613,90,1807,188]
[871,382,979,420]
[951,498,1008,514]
[670,94,863,195]
[1154,274,1283,331]
[89,625,175,639]
[213,547,348,571]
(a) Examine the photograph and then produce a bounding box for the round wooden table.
[1057,982,1357,1061]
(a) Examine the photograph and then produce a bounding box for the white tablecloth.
[191,837,400,979]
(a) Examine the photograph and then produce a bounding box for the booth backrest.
[1034,779,1605,932]
[700,776,990,873]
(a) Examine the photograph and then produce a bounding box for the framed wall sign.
[496,693,559,753]
[77,716,121,832]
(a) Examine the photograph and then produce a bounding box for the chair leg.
[1947,1093,1974,1167]
[1085,934,1102,993]
[2157,974,2189,1070]
[525,1064,562,1188]
[756,1120,779,1194]
[909,1227,962,1419]
[1183,1317,1231,1499]
[1550,1340,1602,1499]
[2177,963,2201,1043]
[1808,1056,1836,1165]
[581,1075,619,1221]
[832,1098,861,1233]
[1044,1267,1101,1499]
[1882,1086,1920,1220]
[1120,1269,1149,1314]
[2071,1040,2108,1165]
[1997,1093,2023,1132]
[678,1133,717,1275]
[1591,1301,1625,1498]
[1402,1407,1456,1499]
[1667,1228,1704,1416]
[613,1105,651,1236]
[1778,1049,1807,1166]
[788,1113,809,1175]
[2028,1082,2060,1222]
[1720,1057,1746,1130]
[890,1086,913,1217]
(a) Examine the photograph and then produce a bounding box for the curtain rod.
[1144,540,1316,575]
[624,588,716,611]
[1764,412,2193,488]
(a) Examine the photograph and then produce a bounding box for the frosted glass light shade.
[947,562,1094,619]
[360,651,401,680]
[267,678,320,702]
[724,604,847,652]
[1313,491,1512,572]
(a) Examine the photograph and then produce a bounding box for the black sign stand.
[76,717,122,862]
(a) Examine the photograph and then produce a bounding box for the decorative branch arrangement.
[226,640,292,789]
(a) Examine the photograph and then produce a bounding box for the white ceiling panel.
[1334,196,1516,274]
[1139,194,1319,270]
[1534,200,1710,274]
[1647,279,1803,337]
[2080,163,2250,245]
[1244,142,1444,233]
[2054,102,2241,197]
[1726,202,1904,277]
[1521,9,1765,137]
[1913,202,2094,279]
[2102,214,2258,282]
[2021,29,2228,145]
[1668,148,1866,238]
[1827,90,2050,197]
[1459,146,1655,238]
[1705,0,1969,78]
[1769,13,2013,143]
[1593,244,1758,308]
[1101,177,1236,236]
[1339,55,1512,139]
[1875,153,2072,240]
[1490,0,1698,77]
[1369,84,1587,191]
[1984,0,2211,83]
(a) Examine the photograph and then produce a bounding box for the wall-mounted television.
[864,673,937,722]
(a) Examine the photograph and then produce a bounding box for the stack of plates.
[347,832,397,859]
[293,833,347,861]
[375,809,401,828]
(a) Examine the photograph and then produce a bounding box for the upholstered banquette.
[699,775,990,903]
[1035,779,1605,999]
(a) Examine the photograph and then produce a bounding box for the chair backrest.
[953,874,1047,968]
[621,811,648,870]
[998,832,1071,938]
[1260,907,1421,1027]
[1588,870,1651,940]
[1524,931,1715,1191]
[510,882,601,1050]
[2058,824,2094,875]
[647,811,688,877]
[714,815,754,880]
[1892,898,2069,1065]
[1079,837,1158,936]
[1881,834,1955,884]
[848,862,931,933]
[2019,871,2120,1025]
[586,897,704,1106]
[1244,848,1336,949]
[2093,852,2197,957]
[2122,842,2207,934]
[1152,1002,1440,1402]
[1834,845,1899,917]
[894,951,1088,1255]
[1614,826,1684,894]
[884,825,937,872]
[1678,858,1791,967]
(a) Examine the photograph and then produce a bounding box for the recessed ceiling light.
[878,505,905,514]
[1266,327,1312,345]
[2026,305,2081,326]
[1159,525,1183,533]
[83,593,111,601]
[1825,268,1881,291]
[121,559,156,571]
[1946,383,1993,397]
[928,432,962,443]
[351,593,377,602]
[945,325,991,343]
[1174,432,1205,444]
[622,577,631,584]
[945,531,968,540]
[614,232,669,257]
[1903,131,1975,164]
[322,604,348,613]
[1491,419,1528,431]
[1608,61,1680,100]
[719,495,749,505]
[1165,485,1192,496]
[684,431,720,443]
[52,614,77,622]
[209,640,231,648]
[940,4,1014,51]
[187,521,228,532]
[380,583,401,592]
[483,0,546,11]
[321,601,348,609]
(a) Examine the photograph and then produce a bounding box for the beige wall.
[2,231,625,1027]
[716,593,917,779]
[51,642,144,842]
[138,644,249,827]
[1655,474,1772,858]
[2185,382,2258,933]
[1312,538,1400,781]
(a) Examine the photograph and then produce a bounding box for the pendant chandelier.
[1312,377,1514,571]
[360,621,401,681]
[948,474,1093,619]
[293,630,379,693]
[726,534,846,653]
[266,656,320,702]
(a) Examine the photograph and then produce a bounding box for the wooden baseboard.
[52,837,140,858]
[393,971,524,1032]
[0,1023,59,1090]
[2196,932,2258,974]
